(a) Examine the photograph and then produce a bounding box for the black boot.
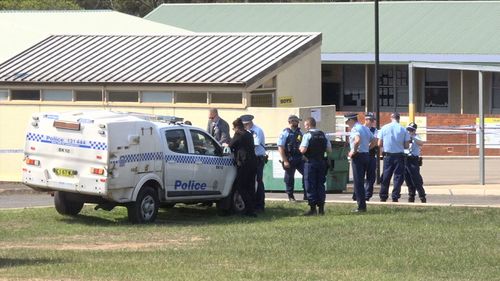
[408,197,415,203]
[304,204,317,216]
[318,203,325,216]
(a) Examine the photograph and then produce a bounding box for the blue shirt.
[349,122,374,153]
[409,134,423,156]
[300,129,332,150]
[379,121,410,153]
[249,124,266,156]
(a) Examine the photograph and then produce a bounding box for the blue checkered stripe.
[26,132,43,142]
[26,133,107,151]
[111,152,164,165]
[165,155,235,166]
[89,141,107,150]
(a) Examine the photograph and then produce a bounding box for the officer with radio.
[299,117,332,216]
[277,115,305,202]
[405,122,427,203]
[378,112,410,202]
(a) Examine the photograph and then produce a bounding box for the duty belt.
[383,152,405,156]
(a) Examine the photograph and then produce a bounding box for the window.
[210,92,242,104]
[342,65,365,107]
[165,129,188,154]
[42,90,72,101]
[250,92,274,107]
[11,90,40,100]
[493,73,500,109]
[175,92,207,103]
[424,69,449,110]
[378,65,408,110]
[0,90,7,101]
[75,91,102,102]
[108,91,138,102]
[141,91,173,103]
[190,130,219,156]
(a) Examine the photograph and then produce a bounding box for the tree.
[0,0,80,10]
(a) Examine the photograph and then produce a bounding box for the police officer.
[405,122,427,203]
[345,113,374,213]
[378,112,410,202]
[277,115,305,202]
[241,114,266,212]
[207,108,230,145]
[364,112,378,201]
[299,117,332,216]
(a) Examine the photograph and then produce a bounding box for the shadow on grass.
[56,203,441,227]
[0,257,65,268]
[54,202,305,227]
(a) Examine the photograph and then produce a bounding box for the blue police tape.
[0,149,23,154]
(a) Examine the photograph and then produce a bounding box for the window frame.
[422,69,450,113]
[491,72,500,113]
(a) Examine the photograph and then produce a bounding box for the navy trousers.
[352,153,369,210]
[284,158,305,196]
[379,154,405,200]
[364,154,377,200]
[303,159,326,206]
[404,156,426,199]
[254,156,266,211]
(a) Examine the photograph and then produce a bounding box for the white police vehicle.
[22,110,243,223]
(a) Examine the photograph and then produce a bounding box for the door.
[189,129,227,196]
[162,128,194,197]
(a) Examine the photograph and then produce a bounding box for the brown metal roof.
[0,33,321,87]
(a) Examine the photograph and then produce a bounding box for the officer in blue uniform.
[277,115,305,202]
[364,112,378,201]
[378,112,410,202]
[241,114,266,212]
[404,122,427,203]
[345,113,374,212]
[299,117,332,216]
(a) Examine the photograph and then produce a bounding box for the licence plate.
[53,168,77,177]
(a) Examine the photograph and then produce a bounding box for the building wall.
[338,111,500,157]
[276,45,322,107]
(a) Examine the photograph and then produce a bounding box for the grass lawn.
[0,202,499,281]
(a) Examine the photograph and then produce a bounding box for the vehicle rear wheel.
[127,186,159,224]
[54,191,84,216]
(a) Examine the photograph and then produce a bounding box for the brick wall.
[338,112,500,156]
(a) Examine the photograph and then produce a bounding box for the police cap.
[288,115,301,122]
[365,112,376,120]
[240,114,254,124]
[344,112,358,120]
[407,122,417,131]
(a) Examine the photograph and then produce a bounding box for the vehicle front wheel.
[217,188,245,215]
[127,186,159,224]
[54,191,84,216]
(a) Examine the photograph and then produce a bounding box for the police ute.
[22,110,243,223]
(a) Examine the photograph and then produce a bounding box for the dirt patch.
[0,236,205,251]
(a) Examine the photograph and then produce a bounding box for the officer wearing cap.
[404,122,427,203]
[378,112,410,202]
[364,112,378,201]
[345,112,374,213]
[241,114,266,212]
[277,115,305,202]
[299,117,331,215]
